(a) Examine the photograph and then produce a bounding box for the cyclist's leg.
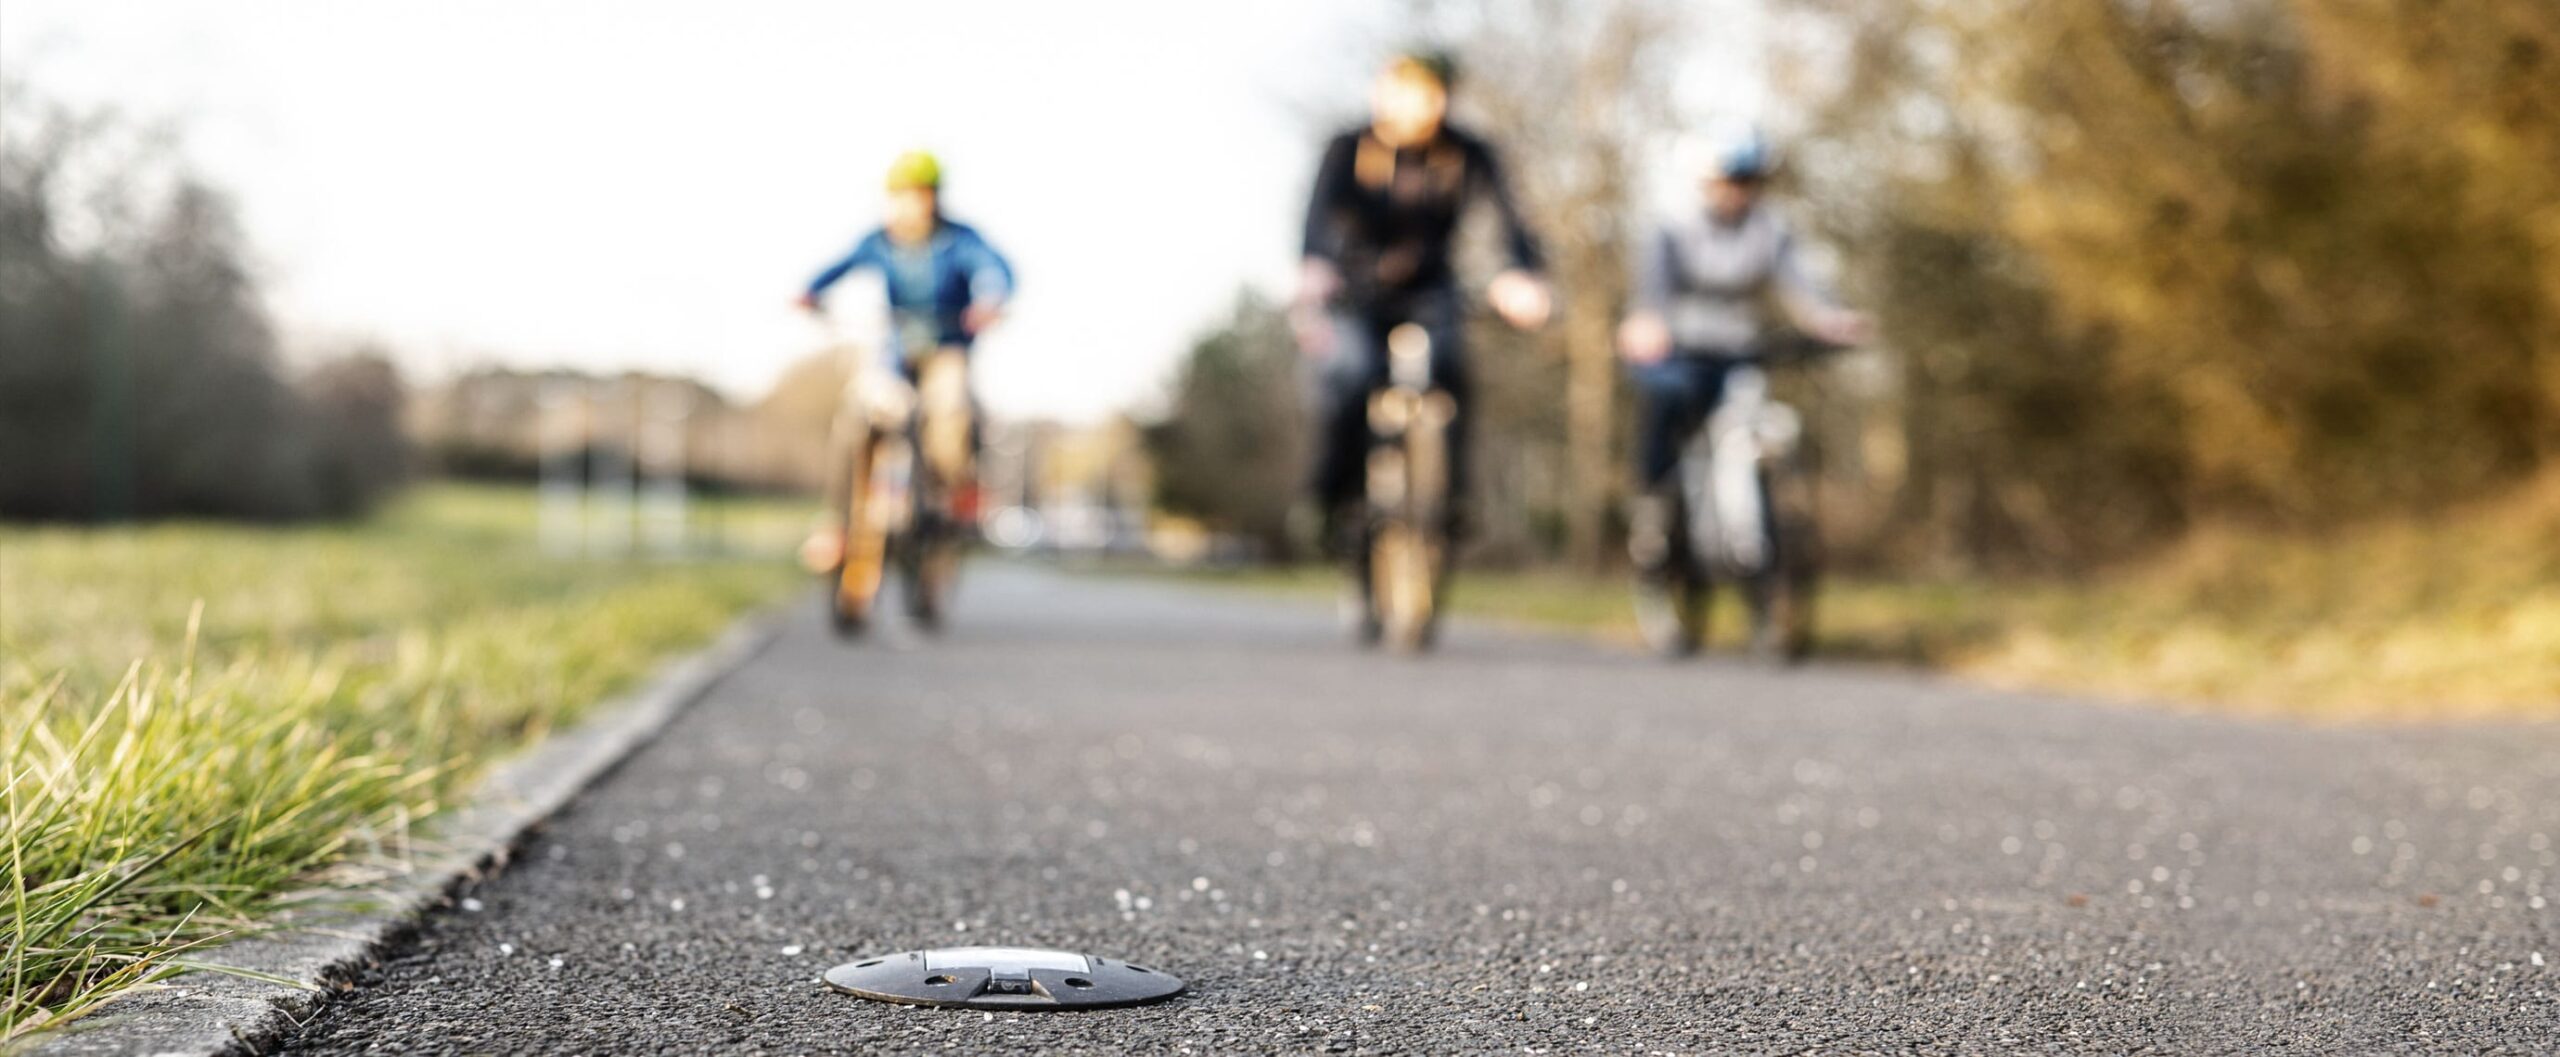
[1308,308,1386,548]
[801,364,877,574]
[805,426,854,574]
[1627,357,1723,576]
[916,348,972,489]
[1632,359,1709,490]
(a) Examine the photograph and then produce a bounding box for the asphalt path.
[283,565,2558,1055]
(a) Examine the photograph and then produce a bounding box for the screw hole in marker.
[924,974,956,986]
[1063,977,1094,989]
[854,959,883,968]
[1126,965,1150,974]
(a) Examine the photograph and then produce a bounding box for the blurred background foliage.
[1144,293,1306,560]
[24,0,2554,575]
[1150,0,2560,576]
[1780,0,2560,567]
[1,83,412,522]
[4,1,2554,707]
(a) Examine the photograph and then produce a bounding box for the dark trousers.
[1631,355,1736,490]
[1308,288,1472,509]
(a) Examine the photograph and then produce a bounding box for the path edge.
[19,609,788,1057]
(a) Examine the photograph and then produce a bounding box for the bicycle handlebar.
[1727,332,1861,367]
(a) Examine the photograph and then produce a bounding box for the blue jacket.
[805,219,1014,360]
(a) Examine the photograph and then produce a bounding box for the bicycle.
[1350,322,1458,653]
[1634,338,1842,662]
[825,330,973,637]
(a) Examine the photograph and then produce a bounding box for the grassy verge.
[1,485,809,1042]
[1157,474,2560,721]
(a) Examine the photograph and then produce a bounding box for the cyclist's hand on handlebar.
[1291,303,1335,359]
[1809,309,1872,348]
[795,291,824,315]
[1489,269,1551,331]
[1617,312,1672,365]
[963,300,1006,335]
[1295,258,1342,309]
[1292,258,1343,358]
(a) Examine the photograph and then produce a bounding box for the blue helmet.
[1715,131,1775,182]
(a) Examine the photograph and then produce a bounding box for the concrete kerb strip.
[19,611,786,1057]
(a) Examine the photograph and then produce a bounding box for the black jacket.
[1301,124,1546,306]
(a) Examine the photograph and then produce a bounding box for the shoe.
[1340,582,1382,647]
[1634,578,1690,657]
[1626,492,1677,577]
[1747,621,1784,663]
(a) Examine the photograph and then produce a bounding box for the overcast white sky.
[8,1,1760,422]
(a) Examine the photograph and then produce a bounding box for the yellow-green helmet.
[884,150,942,192]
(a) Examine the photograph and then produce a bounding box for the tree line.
[2,83,411,522]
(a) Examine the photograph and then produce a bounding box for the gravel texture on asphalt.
[282,566,2559,1055]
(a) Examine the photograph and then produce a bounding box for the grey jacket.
[1635,205,1837,355]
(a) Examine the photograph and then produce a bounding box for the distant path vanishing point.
[283,564,2558,1055]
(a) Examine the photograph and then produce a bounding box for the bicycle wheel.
[1343,535,1384,647]
[1350,396,1404,650]
[1375,400,1453,655]
[902,524,961,632]
[828,433,890,638]
[896,444,961,632]
[1370,521,1441,653]
[1747,470,1819,664]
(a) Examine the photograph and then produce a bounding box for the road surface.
[284,566,2557,1054]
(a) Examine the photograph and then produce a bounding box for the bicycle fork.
[1687,366,1802,577]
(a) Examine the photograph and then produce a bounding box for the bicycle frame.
[1366,325,1454,517]
[1637,335,1844,662]
[820,311,974,635]
[1683,363,1805,577]
[1359,323,1457,651]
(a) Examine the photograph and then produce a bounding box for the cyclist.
[1295,48,1552,555]
[795,150,1014,573]
[1617,133,1867,624]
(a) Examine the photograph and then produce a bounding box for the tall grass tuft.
[1,486,806,1041]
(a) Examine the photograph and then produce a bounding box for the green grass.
[1158,474,2560,720]
[0,485,809,1042]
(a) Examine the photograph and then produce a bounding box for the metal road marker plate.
[824,946,1184,1010]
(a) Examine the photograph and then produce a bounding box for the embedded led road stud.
[824,946,1183,1011]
